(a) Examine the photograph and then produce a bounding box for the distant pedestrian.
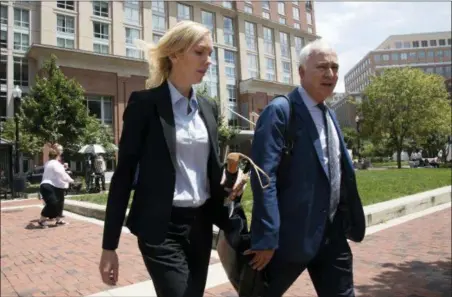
[37,144,74,228]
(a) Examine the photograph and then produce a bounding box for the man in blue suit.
[247,39,366,297]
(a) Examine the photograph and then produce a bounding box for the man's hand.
[244,249,275,271]
[220,168,248,200]
[99,249,119,285]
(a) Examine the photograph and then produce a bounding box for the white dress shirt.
[168,80,211,208]
[41,159,74,189]
[298,86,341,181]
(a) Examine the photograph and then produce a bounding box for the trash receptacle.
[13,175,26,196]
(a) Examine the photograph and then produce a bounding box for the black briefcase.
[216,199,267,297]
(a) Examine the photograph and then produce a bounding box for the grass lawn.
[69,168,451,219]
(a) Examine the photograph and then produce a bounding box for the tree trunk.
[396,148,402,169]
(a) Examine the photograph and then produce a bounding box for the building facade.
[0,0,317,170]
[344,31,452,94]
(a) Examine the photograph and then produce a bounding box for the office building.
[344,31,452,94]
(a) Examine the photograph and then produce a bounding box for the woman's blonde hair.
[48,143,63,160]
[135,21,211,89]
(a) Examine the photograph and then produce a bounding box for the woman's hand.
[220,168,248,200]
[99,249,119,286]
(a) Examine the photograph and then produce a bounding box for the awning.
[26,43,148,77]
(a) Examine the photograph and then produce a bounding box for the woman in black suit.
[99,21,246,297]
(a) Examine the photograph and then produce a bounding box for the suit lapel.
[155,81,178,170]
[289,89,329,178]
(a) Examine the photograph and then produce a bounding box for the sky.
[315,1,452,92]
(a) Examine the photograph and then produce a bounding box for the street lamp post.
[355,115,361,161]
[12,85,22,175]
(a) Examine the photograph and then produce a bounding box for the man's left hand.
[220,168,248,200]
[244,249,275,271]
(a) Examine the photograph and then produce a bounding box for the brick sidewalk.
[0,201,217,297]
[205,208,452,297]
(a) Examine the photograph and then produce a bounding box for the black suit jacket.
[102,81,228,250]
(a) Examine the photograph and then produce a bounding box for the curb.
[64,186,451,247]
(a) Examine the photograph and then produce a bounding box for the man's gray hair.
[298,39,334,68]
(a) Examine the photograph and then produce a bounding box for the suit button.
[322,209,327,213]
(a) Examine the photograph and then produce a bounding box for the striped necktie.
[317,103,341,222]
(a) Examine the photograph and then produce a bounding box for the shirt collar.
[167,80,198,106]
[298,86,319,110]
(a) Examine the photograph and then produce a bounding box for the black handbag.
[216,198,267,297]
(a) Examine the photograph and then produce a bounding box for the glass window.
[247,53,259,78]
[265,57,275,81]
[222,1,232,9]
[281,61,291,84]
[0,91,6,118]
[0,55,6,85]
[152,0,166,32]
[294,36,304,55]
[14,8,29,29]
[245,22,257,51]
[124,0,140,25]
[13,32,29,52]
[201,11,215,41]
[280,32,290,58]
[278,2,285,15]
[223,17,234,46]
[0,5,7,25]
[57,1,75,10]
[292,7,299,20]
[13,57,28,87]
[152,15,166,31]
[93,22,109,54]
[125,27,141,58]
[177,3,192,22]
[93,1,109,18]
[263,27,274,55]
[306,11,312,25]
[86,95,113,125]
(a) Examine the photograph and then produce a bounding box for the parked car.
[26,166,44,184]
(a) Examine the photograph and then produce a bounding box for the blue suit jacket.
[250,88,366,263]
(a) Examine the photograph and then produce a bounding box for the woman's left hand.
[220,169,248,200]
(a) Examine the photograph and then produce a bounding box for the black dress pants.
[138,204,213,297]
[264,213,355,297]
[40,184,65,219]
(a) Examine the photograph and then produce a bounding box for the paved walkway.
[0,199,219,297]
[1,198,450,297]
[205,207,452,297]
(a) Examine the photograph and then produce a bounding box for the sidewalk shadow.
[355,258,452,297]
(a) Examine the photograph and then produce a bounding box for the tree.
[341,127,358,152]
[195,83,239,160]
[361,67,451,168]
[1,118,42,156]
[14,55,109,155]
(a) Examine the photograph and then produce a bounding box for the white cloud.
[315,2,452,92]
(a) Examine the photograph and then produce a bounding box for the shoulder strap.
[279,95,296,156]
